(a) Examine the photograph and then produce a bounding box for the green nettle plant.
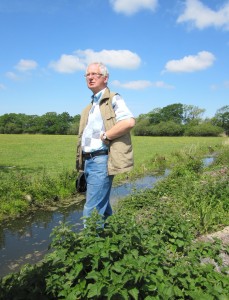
[0,147,228,299]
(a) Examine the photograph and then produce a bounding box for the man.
[76,62,135,222]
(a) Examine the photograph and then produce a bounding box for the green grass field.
[0,134,226,176]
[0,134,77,175]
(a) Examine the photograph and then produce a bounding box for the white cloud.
[112,79,174,90]
[5,71,21,81]
[152,81,174,89]
[15,59,38,72]
[49,49,141,73]
[77,49,141,69]
[49,54,85,73]
[112,80,152,89]
[110,0,158,16]
[164,51,215,73]
[177,0,229,30]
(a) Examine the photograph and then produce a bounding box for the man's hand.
[100,132,110,145]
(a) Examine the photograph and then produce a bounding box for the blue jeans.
[83,154,114,220]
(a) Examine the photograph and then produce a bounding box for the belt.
[83,150,108,159]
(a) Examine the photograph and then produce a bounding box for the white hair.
[86,62,109,77]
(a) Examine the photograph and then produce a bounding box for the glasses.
[84,72,103,78]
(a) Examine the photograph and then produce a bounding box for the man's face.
[85,64,108,94]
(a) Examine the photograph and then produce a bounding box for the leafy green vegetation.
[184,122,224,137]
[0,168,77,217]
[0,142,228,299]
[133,103,228,137]
[0,112,80,135]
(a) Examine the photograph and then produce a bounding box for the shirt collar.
[91,88,106,103]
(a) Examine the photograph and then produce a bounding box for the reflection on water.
[110,170,170,205]
[0,203,85,278]
[0,157,213,278]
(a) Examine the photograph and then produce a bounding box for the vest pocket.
[105,105,116,120]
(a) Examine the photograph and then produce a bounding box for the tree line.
[132,104,229,137]
[0,112,80,135]
[0,104,228,136]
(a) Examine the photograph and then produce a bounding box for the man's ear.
[104,75,109,84]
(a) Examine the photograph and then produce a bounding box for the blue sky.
[0,0,228,118]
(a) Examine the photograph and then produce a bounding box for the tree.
[39,112,59,134]
[23,115,40,133]
[182,105,205,124]
[68,114,81,135]
[149,121,184,136]
[0,113,24,133]
[147,104,183,125]
[160,103,183,124]
[56,112,73,134]
[132,118,151,136]
[213,105,229,135]
[148,109,162,125]
[184,122,224,136]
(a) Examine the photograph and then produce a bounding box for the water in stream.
[0,157,214,278]
[0,171,167,278]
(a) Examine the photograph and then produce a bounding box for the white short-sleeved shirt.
[81,88,134,153]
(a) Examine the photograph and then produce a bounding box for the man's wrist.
[102,132,110,141]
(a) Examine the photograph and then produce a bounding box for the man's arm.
[101,118,135,141]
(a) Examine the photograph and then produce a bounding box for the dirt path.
[197,226,229,273]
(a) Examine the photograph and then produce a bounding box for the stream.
[0,157,214,278]
[0,170,168,278]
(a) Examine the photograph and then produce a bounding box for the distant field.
[0,134,77,175]
[0,134,226,177]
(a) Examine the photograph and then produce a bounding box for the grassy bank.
[0,134,227,221]
[0,141,228,299]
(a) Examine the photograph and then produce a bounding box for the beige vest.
[76,88,134,175]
